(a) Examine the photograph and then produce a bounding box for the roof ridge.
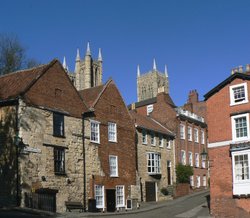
[150,117,175,136]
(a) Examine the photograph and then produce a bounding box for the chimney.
[188,90,198,104]
[246,64,250,72]
[131,103,136,110]
[239,65,243,73]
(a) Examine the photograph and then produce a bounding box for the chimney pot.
[239,65,243,73]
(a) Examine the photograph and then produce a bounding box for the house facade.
[0,60,88,212]
[205,67,250,217]
[79,80,138,212]
[130,110,175,202]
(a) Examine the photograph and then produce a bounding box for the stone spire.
[63,56,67,70]
[165,65,168,77]
[98,48,102,62]
[86,42,91,56]
[153,58,157,71]
[76,48,80,61]
[137,65,140,77]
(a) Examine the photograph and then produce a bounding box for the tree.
[0,34,39,75]
[176,163,193,183]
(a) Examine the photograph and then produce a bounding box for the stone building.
[79,79,138,212]
[64,42,103,91]
[130,110,175,202]
[137,60,169,102]
[0,59,88,212]
[205,66,250,217]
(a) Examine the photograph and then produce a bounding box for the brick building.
[130,110,175,202]
[205,66,250,217]
[129,87,208,191]
[0,60,88,212]
[79,79,137,212]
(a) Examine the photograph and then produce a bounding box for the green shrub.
[176,163,193,183]
[160,187,168,195]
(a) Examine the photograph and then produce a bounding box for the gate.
[25,188,58,212]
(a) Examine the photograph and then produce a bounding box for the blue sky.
[1,0,250,106]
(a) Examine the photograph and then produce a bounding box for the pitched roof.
[130,110,175,137]
[0,63,49,100]
[0,59,89,117]
[79,80,113,108]
[204,72,250,100]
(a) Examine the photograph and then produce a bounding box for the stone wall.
[18,99,84,212]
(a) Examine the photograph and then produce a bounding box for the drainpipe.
[15,98,20,206]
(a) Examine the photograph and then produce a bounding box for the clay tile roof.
[130,110,175,137]
[0,63,49,100]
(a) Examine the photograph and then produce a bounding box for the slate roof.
[130,110,175,137]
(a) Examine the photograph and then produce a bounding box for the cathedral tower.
[73,42,103,91]
[137,59,169,102]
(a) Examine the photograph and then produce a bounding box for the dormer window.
[230,83,248,106]
[147,104,153,115]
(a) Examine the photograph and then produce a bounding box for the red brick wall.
[207,78,250,217]
[90,82,136,202]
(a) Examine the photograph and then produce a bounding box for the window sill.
[230,100,248,107]
[110,176,119,178]
[108,140,117,143]
[90,140,100,144]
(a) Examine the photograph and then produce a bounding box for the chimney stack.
[158,86,165,94]
[131,103,136,110]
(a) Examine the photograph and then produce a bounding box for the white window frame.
[181,150,186,165]
[190,175,194,186]
[159,134,163,147]
[142,130,147,144]
[90,120,100,143]
[202,155,206,168]
[109,155,118,177]
[147,104,154,115]
[232,149,250,195]
[147,152,161,175]
[201,130,205,144]
[195,153,199,167]
[194,128,199,143]
[116,185,125,207]
[108,122,117,142]
[203,175,207,187]
[95,185,104,209]
[188,126,192,141]
[231,113,250,142]
[188,151,193,166]
[150,132,155,146]
[230,83,248,106]
[196,176,200,188]
[180,124,185,139]
[166,139,171,149]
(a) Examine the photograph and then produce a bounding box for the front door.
[106,189,116,212]
[145,182,156,202]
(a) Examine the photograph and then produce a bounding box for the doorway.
[145,182,156,202]
[106,189,116,212]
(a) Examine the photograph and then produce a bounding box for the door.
[145,182,156,202]
[167,161,171,185]
[106,189,116,212]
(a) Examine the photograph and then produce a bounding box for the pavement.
[0,189,211,218]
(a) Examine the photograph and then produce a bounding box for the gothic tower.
[137,59,169,102]
[74,42,103,91]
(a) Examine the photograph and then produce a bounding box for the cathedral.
[63,42,103,91]
[137,59,169,102]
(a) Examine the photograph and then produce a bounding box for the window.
[194,128,199,143]
[195,153,199,167]
[202,155,206,168]
[231,114,250,141]
[188,152,193,166]
[147,104,154,115]
[159,134,163,147]
[180,124,185,139]
[109,155,118,177]
[91,120,100,143]
[196,176,200,188]
[203,175,207,187]
[142,130,147,144]
[232,150,250,195]
[108,122,117,142]
[54,147,65,174]
[150,132,155,146]
[116,186,125,207]
[95,185,104,208]
[166,139,171,149]
[230,83,248,106]
[190,176,194,186]
[181,150,186,165]
[53,113,64,137]
[188,126,192,141]
[147,152,161,174]
[201,130,205,144]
